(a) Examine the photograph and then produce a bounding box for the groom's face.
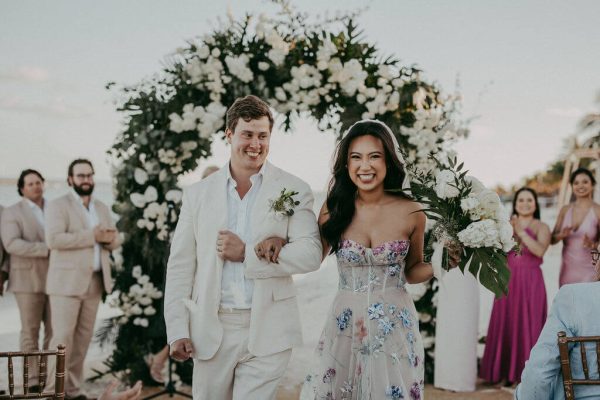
[226,116,271,173]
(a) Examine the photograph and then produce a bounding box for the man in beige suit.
[165,95,322,400]
[45,159,121,400]
[1,169,52,390]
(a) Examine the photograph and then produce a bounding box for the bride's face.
[571,173,594,199]
[347,134,387,192]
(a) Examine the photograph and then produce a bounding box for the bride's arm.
[404,207,433,284]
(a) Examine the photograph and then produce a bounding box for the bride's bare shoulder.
[389,196,422,210]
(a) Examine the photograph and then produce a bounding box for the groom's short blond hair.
[226,95,274,133]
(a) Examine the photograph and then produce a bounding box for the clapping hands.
[554,226,573,242]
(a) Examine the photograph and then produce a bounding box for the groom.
[164,95,322,400]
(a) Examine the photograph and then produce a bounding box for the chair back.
[558,331,600,400]
[0,344,65,400]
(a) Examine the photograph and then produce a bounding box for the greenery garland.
[96,2,466,384]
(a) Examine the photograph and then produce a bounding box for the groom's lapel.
[251,161,282,233]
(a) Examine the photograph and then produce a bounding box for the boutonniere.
[268,188,300,218]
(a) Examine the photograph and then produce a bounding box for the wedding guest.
[0,205,9,296]
[515,245,600,400]
[164,95,322,399]
[0,169,52,391]
[44,159,122,400]
[300,120,459,399]
[480,188,551,386]
[552,167,600,286]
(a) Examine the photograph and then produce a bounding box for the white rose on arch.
[166,190,183,203]
[134,168,148,185]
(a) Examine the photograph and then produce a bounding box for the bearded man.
[44,159,121,400]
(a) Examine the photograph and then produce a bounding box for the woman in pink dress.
[480,187,551,385]
[552,168,600,286]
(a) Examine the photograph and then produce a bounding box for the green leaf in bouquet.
[461,247,511,298]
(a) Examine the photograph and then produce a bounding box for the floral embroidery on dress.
[378,317,396,336]
[399,307,413,328]
[368,302,385,320]
[386,385,404,399]
[336,308,352,331]
[323,368,336,383]
[409,382,422,400]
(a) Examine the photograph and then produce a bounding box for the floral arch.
[100,6,467,384]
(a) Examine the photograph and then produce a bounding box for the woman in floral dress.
[302,120,449,400]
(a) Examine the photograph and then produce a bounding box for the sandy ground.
[1,207,561,399]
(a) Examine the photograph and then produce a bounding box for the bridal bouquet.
[406,157,515,297]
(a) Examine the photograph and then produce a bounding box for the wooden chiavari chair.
[558,331,600,400]
[0,344,65,400]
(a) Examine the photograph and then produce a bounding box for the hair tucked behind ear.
[321,121,410,253]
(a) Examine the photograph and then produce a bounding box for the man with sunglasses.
[44,159,121,400]
[516,244,600,399]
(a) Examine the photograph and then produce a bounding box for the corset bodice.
[335,239,410,292]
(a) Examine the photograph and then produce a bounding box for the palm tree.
[578,90,600,148]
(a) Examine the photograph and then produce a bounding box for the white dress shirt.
[25,198,45,228]
[220,163,265,309]
[71,190,101,271]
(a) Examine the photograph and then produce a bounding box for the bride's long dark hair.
[321,121,411,253]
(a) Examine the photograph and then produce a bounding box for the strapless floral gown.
[302,239,424,400]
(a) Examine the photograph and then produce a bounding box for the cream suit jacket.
[164,162,322,360]
[1,199,49,293]
[45,193,120,296]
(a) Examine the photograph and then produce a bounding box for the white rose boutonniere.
[269,188,300,219]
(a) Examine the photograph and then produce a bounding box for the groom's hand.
[217,230,246,262]
[170,338,194,361]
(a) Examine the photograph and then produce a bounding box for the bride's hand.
[446,241,463,269]
[255,237,287,263]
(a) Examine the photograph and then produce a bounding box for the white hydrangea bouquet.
[406,157,515,297]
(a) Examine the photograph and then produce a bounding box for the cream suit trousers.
[192,309,292,400]
[13,292,52,386]
[45,272,103,397]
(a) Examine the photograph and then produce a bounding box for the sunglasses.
[592,250,600,263]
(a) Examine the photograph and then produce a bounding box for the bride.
[301,120,459,399]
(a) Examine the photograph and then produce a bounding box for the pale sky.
[1,0,599,191]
